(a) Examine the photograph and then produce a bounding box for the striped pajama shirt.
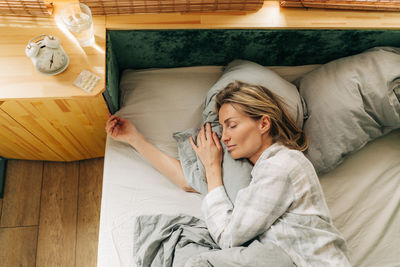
[201,143,351,266]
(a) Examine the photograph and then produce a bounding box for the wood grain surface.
[0,95,108,161]
[0,158,104,267]
[36,161,79,267]
[0,226,38,267]
[76,157,104,267]
[0,107,63,160]
[0,160,43,227]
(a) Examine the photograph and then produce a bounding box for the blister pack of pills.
[73,70,100,93]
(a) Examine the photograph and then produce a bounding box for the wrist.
[128,133,146,148]
[206,166,223,192]
[207,160,222,171]
[208,181,223,192]
[205,164,221,177]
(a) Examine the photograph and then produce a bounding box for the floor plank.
[0,226,38,267]
[36,161,79,267]
[76,158,104,267]
[0,160,43,227]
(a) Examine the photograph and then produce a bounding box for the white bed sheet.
[97,66,400,267]
[97,137,204,267]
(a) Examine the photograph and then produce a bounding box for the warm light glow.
[92,43,105,54]
[0,16,54,28]
[54,12,84,52]
[93,66,105,74]
[54,2,102,55]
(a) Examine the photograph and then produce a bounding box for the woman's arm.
[105,114,198,193]
[130,137,197,192]
[202,171,293,248]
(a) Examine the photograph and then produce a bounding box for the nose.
[221,129,231,144]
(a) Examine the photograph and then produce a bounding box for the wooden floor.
[0,158,104,267]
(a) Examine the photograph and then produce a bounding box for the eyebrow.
[222,117,237,124]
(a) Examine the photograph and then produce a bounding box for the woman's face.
[218,103,271,164]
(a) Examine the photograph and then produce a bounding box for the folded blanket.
[133,214,295,267]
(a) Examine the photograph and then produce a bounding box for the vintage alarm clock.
[25,35,69,75]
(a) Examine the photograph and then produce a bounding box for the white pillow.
[117,66,223,158]
[117,64,320,159]
[297,47,400,174]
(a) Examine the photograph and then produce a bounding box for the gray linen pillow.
[296,47,400,174]
[173,60,304,202]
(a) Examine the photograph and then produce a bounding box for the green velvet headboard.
[104,29,400,113]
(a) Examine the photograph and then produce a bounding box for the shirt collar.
[253,142,286,168]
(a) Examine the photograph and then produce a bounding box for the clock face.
[36,47,69,75]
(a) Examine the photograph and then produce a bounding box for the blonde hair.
[215,81,308,152]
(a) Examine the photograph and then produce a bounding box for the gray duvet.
[133,214,294,267]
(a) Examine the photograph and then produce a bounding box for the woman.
[106,81,351,266]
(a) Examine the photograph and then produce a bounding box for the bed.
[98,29,400,267]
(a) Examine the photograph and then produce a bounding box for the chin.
[229,150,242,160]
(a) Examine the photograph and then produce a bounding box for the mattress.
[97,65,400,267]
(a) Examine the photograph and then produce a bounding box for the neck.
[249,136,274,165]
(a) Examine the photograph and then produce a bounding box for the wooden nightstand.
[0,2,109,161]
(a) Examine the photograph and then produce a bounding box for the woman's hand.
[189,122,223,190]
[105,114,144,147]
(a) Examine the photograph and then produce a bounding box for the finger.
[199,125,206,143]
[106,116,113,125]
[110,115,119,123]
[115,118,122,126]
[108,120,119,134]
[110,119,117,129]
[212,132,222,150]
[118,117,128,126]
[110,125,116,136]
[105,120,115,132]
[205,122,212,142]
[105,124,112,133]
[107,115,117,125]
[196,128,203,146]
[189,137,198,151]
[111,124,119,137]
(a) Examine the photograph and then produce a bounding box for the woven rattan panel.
[280,0,400,11]
[0,0,53,16]
[79,0,264,15]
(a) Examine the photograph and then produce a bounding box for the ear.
[258,115,271,134]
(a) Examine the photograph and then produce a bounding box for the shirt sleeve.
[201,160,294,249]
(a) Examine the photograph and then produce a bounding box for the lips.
[227,145,236,151]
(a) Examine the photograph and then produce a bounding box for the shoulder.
[252,144,315,181]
